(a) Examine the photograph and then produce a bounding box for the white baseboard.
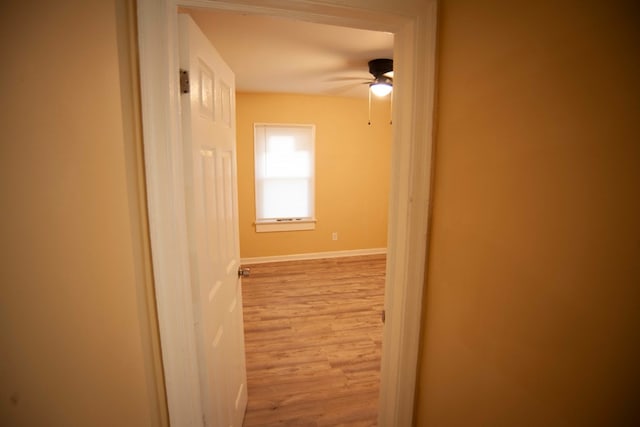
[241,248,387,265]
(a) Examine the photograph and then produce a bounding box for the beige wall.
[416,0,640,425]
[0,1,167,426]
[236,93,392,258]
[5,0,639,425]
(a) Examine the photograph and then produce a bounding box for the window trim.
[254,217,317,232]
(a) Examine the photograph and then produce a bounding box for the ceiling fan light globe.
[370,83,392,97]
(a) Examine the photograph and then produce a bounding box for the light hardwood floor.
[241,254,386,427]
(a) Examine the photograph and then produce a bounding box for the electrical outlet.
[332,232,338,241]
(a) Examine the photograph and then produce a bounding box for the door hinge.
[381,310,386,324]
[179,69,190,94]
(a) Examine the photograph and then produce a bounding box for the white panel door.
[178,14,247,427]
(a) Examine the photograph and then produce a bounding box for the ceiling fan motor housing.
[368,58,393,78]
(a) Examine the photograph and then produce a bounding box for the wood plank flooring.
[241,254,386,427]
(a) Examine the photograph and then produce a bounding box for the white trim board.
[136,1,437,426]
[241,248,387,265]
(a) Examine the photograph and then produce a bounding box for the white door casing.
[136,1,438,426]
[179,14,247,427]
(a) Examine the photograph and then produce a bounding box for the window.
[254,124,316,232]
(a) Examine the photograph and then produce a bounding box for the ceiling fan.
[326,58,394,124]
[365,58,393,125]
[367,58,394,97]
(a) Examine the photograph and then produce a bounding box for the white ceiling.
[184,9,394,98]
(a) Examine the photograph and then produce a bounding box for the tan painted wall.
[236,93,392,258]
[416,0,640,425]
[0,1,167,426]
[7,0,639,424]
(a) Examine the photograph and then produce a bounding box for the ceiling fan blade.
[326,81,370,95]
[324,76,372,83]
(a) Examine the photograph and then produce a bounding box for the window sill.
[255,218,317,233]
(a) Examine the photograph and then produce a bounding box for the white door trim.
[136,1,438,425]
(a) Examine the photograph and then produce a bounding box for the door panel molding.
[136,0,438,425]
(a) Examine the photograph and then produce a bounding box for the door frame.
[136,0,438,425]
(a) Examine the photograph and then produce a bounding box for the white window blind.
[254,124,315,231]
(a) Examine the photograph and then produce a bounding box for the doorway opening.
[182,8,393,423]
[136,1,437,425]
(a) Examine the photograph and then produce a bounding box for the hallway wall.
[0,1,166,425]
[416,1,640,425]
